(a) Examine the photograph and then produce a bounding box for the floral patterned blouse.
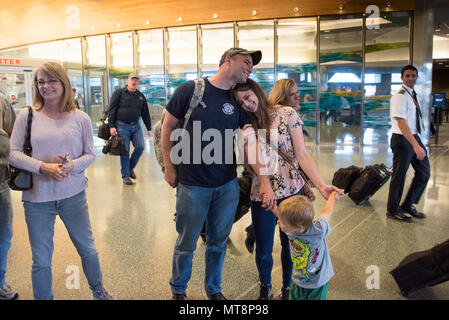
[250,106,305,201]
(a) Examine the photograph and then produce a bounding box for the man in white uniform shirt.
[386,65,430,222]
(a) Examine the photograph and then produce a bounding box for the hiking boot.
[92,288,115,300]
[123,178,133,185]
[257,283,271,300]
[172,293,186,300]
[0,283,18,300]
[207,292,227,300]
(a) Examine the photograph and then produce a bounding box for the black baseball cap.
[219,48,262,66]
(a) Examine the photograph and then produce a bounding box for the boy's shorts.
[289,280,329,300]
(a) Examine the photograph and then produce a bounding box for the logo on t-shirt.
[222,103,235,115]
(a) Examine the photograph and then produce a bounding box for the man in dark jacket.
[0,93,18,299]
[108,73,152,185]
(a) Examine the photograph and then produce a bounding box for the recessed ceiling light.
[146,20,150,25]
[177,17,182,22]
[212,13,218,19]
[91,26,95,31]
[293,7,299,13]
[251,10,257,16]
[338,4,344,10]
[117,23,120,28]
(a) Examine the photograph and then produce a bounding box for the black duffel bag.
[390,238,449,296]
[347,163,391,205]
[332,165,363,193]
[97,121,111,140]
[102,136,127,156]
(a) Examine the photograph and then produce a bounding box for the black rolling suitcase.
[332,165,363,193]
[347,163,391,205]
[390,239,449,296]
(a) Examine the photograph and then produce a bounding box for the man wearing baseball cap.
[108,72,152,185]
[162,47,275,300]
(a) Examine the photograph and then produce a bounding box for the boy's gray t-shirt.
[287,217,334,289]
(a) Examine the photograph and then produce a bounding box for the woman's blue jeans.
[0,181,13,287]
[170,178,239,296]
[23,191,103,300]
[116,121,145,179]
[251,190,303,289]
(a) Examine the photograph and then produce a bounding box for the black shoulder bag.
[8,107,33,191]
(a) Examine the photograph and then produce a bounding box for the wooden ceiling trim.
[0,0,414,50]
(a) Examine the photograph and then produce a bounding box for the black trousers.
[387,134,430,214]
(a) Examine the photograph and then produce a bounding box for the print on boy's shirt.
[290,239,321,284]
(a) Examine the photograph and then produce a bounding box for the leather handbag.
[102,136,127,156]
[97,121,110,140]
[8,107,33,191]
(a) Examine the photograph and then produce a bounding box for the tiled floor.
[5,123,449,300]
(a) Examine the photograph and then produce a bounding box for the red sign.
[10,95,16,100]
[0,58,21,65]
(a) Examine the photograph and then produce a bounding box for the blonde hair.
[268,79,296,106]
[33,62,76,112]
[278,195,315,230]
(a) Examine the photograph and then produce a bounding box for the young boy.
[271,191,339,300]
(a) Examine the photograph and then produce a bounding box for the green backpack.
[153,78,206,172]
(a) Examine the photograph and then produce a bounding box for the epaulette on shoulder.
[398,89,406,94]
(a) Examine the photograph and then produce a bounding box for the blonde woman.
[269,79,310,137]
[9,62,113,300]
[268,79,300,111]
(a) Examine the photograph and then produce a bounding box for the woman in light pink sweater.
[9,62,113,300]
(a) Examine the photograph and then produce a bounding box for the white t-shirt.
[390,85,422,135]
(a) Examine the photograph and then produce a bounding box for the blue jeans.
[23,191,103,300]
[170,178,239,295]
[251,190,303,289]
[0,181,13,287]
[116,121,145,179]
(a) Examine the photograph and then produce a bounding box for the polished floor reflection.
[6,124,449,300]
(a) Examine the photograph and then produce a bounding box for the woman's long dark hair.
[231,78,296,169]
[231,78,271,142]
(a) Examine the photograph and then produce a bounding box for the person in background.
[72,88,80,109]
[232,79,342,300]
[269,79,309,137]
[9,62,114,300]
[108,73,152,185]
[386,65,430,222]
[0,92,18,300]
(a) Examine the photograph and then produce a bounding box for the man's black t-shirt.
[165,78,251,188]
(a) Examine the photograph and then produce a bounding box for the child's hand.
[331,190,345,201]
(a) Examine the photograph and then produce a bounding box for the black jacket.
[108,86,152,131]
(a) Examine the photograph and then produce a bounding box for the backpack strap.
[181,78,206,131]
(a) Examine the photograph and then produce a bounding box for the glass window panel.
[319,15,363,144]
[364,12,410,144]
[201,23,234,76]
[167,26,197,100]
[238,20,274,93]
[85,35,107,129]
[86,35,106,67]
[0,73,26,110]
[110,32,134,93]
[137,29,165,122]
[277,18,317,142]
